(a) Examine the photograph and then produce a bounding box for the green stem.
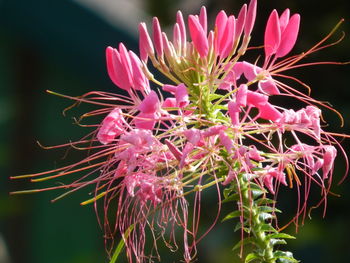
[238,176,275,263]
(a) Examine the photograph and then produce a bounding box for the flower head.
[12,1,348,262]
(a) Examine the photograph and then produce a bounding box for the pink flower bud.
[188,15,209,58]
[236,4,247,39]
[221,15,236,58]
[173,23,182,54]
[106,46,131,91]
[152,17,164,58]
[199,6,208,36]
[138,22,154,62]
[214,11,228,55]
[244,0,257,36]
[176,11,187,52]
[165,139,182,161]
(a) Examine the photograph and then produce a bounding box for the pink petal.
[219,130,234,153]
[162,32,174,59]
[263,174,275,194]
[165,139,182,161]
[276,13,300,58]
[248,145,264,161]
[183,128,203,145]
[173,23,182,54]
[244,0,257,36]
[175,83,189,108]
[176,11,187,51]
[162,97,176,109]
[152,17,164,58]
[118,43,134,88]
[236,4,247,39]
[221,15,236,58]
[246,91,268,107]
[134,112,156,130]
[279,9,290,33]
[264,9,281,57]
[105,47,120,87]
[228,101,241,126]
[199,6,208,36]
[97,108,125,144]
[162,84,177,94]
[129,51,149,91]
[257,102,282,121]
[106,46,132,91]
[259,79,280,95]
[214,11,228,54]
[202,125,227,137]
[188,15,209,58]
[322,146,337,179]
[138,90,160,114]
[138,22,154,62]
[236,84,247,107]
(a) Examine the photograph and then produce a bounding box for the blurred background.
[0,0,349,262]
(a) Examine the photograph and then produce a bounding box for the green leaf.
[268,233,296,240]
[109,225,134,263]
[256,198,276,206]
[251,188,265,199]
[222,193,239,203]
[259,212,275,221]
[223,188,232,198]
[245,253,260,263]
[258,206,282,214]
[259,223,278,233]
[222,210,241,222]
[109,238,125,263]
[232,237,254,251]
[209,94,223,101]
[270,238,287,246]
[274,251,299,262]
[234,221,242,232]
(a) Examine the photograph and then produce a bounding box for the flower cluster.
[12,0,347,262]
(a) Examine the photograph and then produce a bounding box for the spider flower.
[12,1,348,262]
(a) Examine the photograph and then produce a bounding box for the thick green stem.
[238,176,275,263]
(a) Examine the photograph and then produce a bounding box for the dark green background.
[0,0,349,262]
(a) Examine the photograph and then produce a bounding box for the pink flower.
[97,108,125,144]
[263,167,287,194]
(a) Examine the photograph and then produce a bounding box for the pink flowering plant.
[11,0,348,262]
